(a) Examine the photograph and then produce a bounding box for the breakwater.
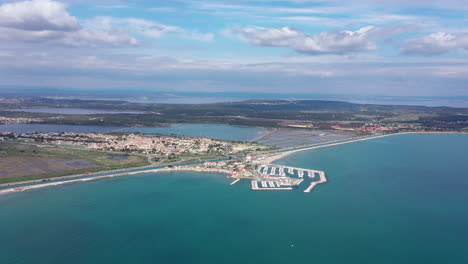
[303,170,327,193]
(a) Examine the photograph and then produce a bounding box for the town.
[0,116,43,124]
[0,131,269,157]
[0,130,328,193]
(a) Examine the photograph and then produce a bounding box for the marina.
[257,164,322,179]
[251,164,325,191]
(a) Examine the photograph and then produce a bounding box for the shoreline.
[263,131,468,164]
[0,166,233,196]
[0,161,160,188]
[0,131,467,196]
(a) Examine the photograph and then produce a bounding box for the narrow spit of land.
[1,132,466,196]
[263,131,468,164]
[249,128,278,142]
[263,134,393,164]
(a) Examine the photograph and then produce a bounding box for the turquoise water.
[1,134,467,264]
[119,124,265,141]
[0,123,265,141]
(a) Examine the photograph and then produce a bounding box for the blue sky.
[0,0,467,96]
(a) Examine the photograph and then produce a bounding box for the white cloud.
[0,0,139,47]
[0,27,62,42]
[96,5,128,9]
[123,18,181,38]
[402,32,468,55]
[0,1,212,48]
[125,18,214,41]
[194,2,347,15]
[86,16,214,42]
[60,28,139,47]
[0,0,80,31]
[229,26,392,54]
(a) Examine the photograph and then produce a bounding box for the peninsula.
[0,96,467,195]
[4,131,463,196]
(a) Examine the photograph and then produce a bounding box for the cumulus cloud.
[0,0,213,48]
[0,0,80,31]
[0,0,138,47]
[402,32,468,55]
[229,25,401,54]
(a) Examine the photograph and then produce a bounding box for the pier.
[257,164,321,179]
[251,180,293,191]
[230,179,240,185]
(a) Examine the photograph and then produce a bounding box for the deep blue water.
[0,134,467,264]
[0,123,266,141]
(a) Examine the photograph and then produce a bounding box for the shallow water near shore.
[1,133,468,264]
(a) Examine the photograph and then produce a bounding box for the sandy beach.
[0,166,233,196]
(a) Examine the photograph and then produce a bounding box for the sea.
[0,133,467,264]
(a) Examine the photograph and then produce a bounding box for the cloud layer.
[0,0,467,97]
[86,17,214,42]
[0,0,213,47]
[229,26,407,55]
[0,0,138,47]
[402,32,468,55]
[0,0,79,31]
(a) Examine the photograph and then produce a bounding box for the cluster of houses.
[0,97,31,104]
[0,117,42,124]
[332,122,422,132]
[1,132,231,156]
[203,160,257,178]
[87,134,228,155]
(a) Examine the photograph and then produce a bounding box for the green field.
[0,143,150,184]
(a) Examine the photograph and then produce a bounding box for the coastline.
[263,131,468,164]
[0,166,232,196]
[0,131,467,196]
[0,161,159,188]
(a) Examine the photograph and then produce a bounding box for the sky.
[0,0,467,96]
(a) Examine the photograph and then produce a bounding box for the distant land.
[1,96,467,131]
[0,94,466,187]
[1,87,468,107]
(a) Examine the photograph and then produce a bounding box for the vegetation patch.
[0,142,149,184]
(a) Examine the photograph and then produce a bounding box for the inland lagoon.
[0,123,266,141]
[1,133,467,264]
[8,108,147,115]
